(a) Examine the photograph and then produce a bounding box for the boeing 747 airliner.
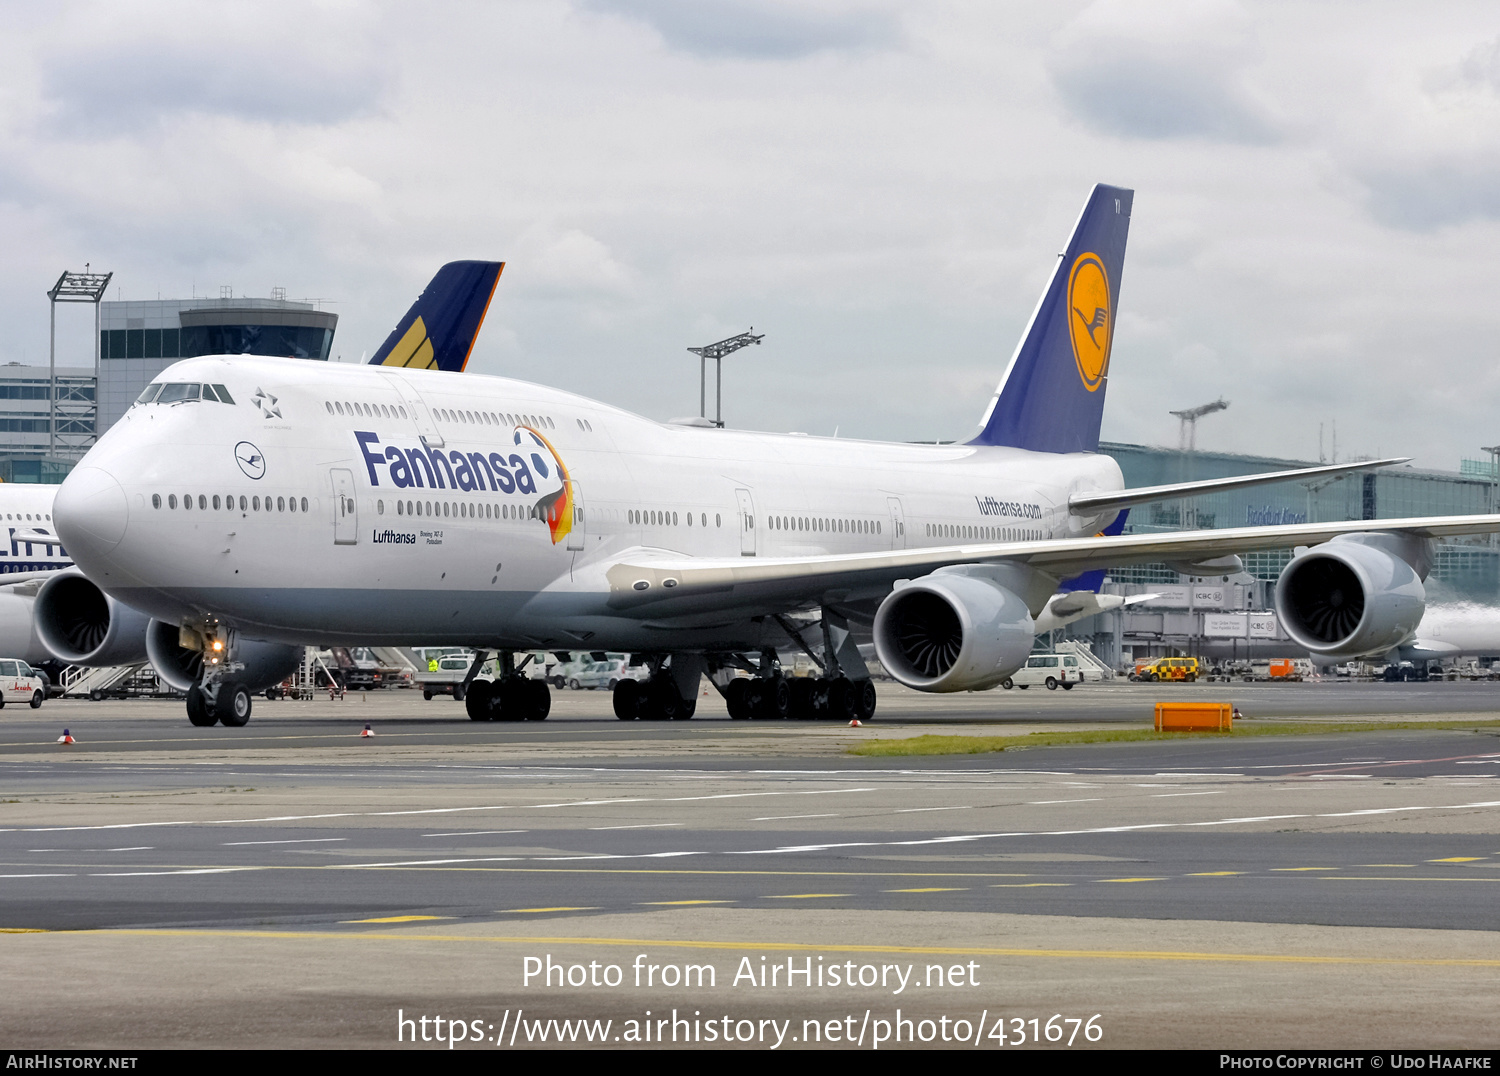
[47,185,1500,726]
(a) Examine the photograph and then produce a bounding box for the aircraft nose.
[55,465,129,561]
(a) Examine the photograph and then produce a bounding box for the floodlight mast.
[47,267,112,458]
[688,330,763,428]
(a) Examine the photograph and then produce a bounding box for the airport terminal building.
[1067,442,1500,667]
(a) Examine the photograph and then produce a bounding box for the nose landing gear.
[185,681,252,727]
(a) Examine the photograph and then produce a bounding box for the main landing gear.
[463,651,552,722]
[711,605,880,721]
[613,654,702,721]
[723,671,876,721]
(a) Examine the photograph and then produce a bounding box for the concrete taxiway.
[3,680,1500,1048]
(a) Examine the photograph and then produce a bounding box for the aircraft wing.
[599,513,1500,618]
[1068,457,1407,515]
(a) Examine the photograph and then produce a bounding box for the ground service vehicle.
[1003,653,1082,690]
[0,659,46,708]
[1135,657,1199,682]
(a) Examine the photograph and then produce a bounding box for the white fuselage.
[58,355,1125,650]
[0,484,71,664]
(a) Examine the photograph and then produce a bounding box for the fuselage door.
[332,468,358,545]
[380,373,444,448]
[887,496,906,550]
[735,488,756,556]
[566,480,585,552]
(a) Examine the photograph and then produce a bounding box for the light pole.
[1168,398,1229,527]
[688,330,763,428]
[46,267,112,460]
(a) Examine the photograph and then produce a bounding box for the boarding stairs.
[1054,640,1115,681]
[61,663,150,698]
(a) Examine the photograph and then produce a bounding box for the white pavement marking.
[1027,798,1104,805]
[1152,792,1225,798]
[422,831,527,838]
[222,838,348,846]
[589,824,685,831]
[894,806,974,813]
[17,788,878,833]
[90,868,260,877]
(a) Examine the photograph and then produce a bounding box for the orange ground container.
[1155,702,1234,732]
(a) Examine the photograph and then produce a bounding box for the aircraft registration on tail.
[46,184,1500,726]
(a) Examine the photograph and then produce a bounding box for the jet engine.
[873,566,1035,692]
[34,569,151,666]
[1275,533,1429,660]
[145,619,300,693]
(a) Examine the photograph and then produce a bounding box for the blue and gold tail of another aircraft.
[369,261,504,372]
[972,184,1133,454]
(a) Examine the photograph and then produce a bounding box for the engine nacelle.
[145,619,300,693]
[35,569,151,666]
[873,566,1035,692]
[1275,533,1428,660]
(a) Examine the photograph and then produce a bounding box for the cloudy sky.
[5,0,1500,469]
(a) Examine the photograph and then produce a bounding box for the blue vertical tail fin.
[972,184,1132,453]
[370,260,504,372]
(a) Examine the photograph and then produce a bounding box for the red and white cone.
[361,724,375,738]
[849,719,862,727]
[57,729,76,744]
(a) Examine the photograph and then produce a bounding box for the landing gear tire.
[614,678,643,720]
[754,677,790,720]
[788,677,817,719]
[852,679,877,721]
[526,679,551,721]
[724,678,752,720]
[466,679,494,721]
[218,682,252,727]
[186,685,217,727]
[640,678,681,720]
[825,677,856,721]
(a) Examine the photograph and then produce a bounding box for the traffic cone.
[361,724,374,738]
[849,719,862,727]
[57,729,75,744]
[1231,706,1244,722]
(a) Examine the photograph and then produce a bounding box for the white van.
[0,659,46,708]
[1002,654,1082,691]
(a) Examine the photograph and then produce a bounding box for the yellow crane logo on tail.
[1067,252,1112,392]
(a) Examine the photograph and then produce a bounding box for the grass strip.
[848,719,1500,757]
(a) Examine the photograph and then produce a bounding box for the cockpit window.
[157,383,202,404]
[136,384,163,405]
[212,384,234,404]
